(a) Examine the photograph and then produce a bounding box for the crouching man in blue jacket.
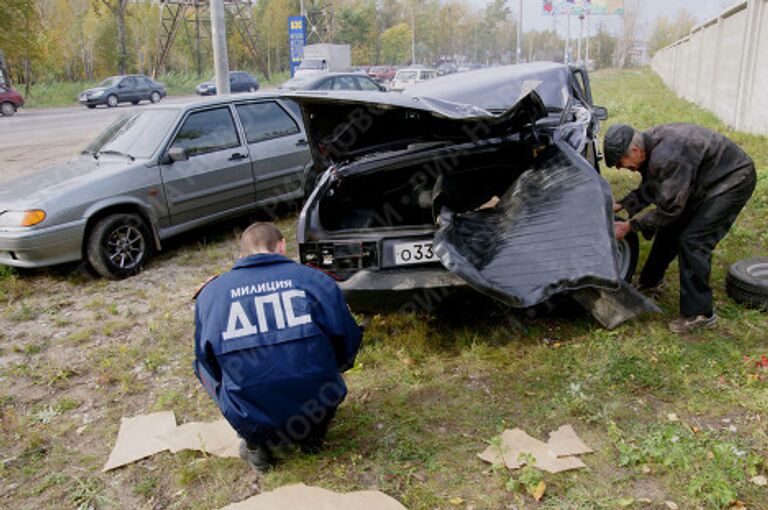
[193,223,362,472]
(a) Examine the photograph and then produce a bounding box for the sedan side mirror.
[593,106,608,121]
[378,85,387,92]
[168,147,189,162]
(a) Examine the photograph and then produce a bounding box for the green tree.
[589,23,617,69]
[648,8,696,56]
[0,0,43,92]
[380,22,412,65]
[92,0,130,75]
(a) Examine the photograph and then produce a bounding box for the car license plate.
[393,241,438,265]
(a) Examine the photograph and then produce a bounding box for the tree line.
[0,0,692,92]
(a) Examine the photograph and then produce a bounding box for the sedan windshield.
[86,110,179,159]
[98,77,121,88]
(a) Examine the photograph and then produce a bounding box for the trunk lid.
[285,90,547,174]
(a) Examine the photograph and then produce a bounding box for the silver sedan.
[0,93,313,278]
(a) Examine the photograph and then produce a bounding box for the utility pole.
[578,14,584,63]
[410,0,416,65]
[564,12,571,64]
[210,0,230,95]
[516,0,523,63]
[586,15,590,67]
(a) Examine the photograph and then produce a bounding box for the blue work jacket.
[193,253,362,443]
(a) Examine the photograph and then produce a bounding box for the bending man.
[604,123,756,334]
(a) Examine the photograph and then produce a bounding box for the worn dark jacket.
[619,123,755,238]
[193,254,362,444]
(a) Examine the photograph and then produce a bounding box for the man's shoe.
[668,314,717,334]
[239,440,274,473]
[637,279,665,296]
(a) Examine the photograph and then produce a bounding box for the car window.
[171,107,240,157]
[396,71,417,81]
[332,76,359,90]
[314,79,333,90]
[140,77,152,87]
[356,76,380,91]
[236,102,300,143]
[279,99,303,123]
[120,77,135,89]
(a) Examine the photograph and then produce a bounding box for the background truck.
[294,44,351,78]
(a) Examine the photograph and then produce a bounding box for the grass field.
[0,67,766,509]
[17,70,291,108]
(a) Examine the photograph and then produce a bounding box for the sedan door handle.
[295,139,308,147]
[228,152,248,161]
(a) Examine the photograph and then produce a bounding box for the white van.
[391,68,438,91]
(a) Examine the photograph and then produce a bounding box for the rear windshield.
[280,77,313,90]
[396,71,417,80]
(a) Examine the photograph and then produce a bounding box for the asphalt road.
[0,96,197,183]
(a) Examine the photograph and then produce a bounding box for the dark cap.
[603,124,635,168]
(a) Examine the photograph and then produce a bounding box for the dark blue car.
[79,75,167,108]
[196,71,260,95]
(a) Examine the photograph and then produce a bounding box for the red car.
[0,84,24,116]
[367,65,396,83]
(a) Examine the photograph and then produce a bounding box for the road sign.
[543,0,624,16]
[288,16,306,78]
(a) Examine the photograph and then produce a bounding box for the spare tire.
[726,257,768,310]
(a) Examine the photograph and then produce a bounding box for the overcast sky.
[502,0,739,37]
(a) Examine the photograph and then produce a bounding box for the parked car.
[0,84,24,116]
[289,62,640,316]
[390,67,438,91]
[79,75,166,108]
[0,94,312,278]
[368,66,397,82]
[279,72,387,92]
[196,71,260,95]
[436,62,458,75]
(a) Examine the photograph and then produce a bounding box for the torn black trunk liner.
[430,141,659,327]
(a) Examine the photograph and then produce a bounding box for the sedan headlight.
[0,210,47,228]
[90,90,104,98]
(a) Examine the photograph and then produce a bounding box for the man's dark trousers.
[638,168,756,317]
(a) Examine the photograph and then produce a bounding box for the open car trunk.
[290,90,659,327]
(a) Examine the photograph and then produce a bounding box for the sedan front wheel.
[106,94,119,107]
[87,213,153,279]
[0,101,16,116]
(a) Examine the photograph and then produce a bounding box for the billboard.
[590,0,624,15]
[543,0,624,15]
[288,16,306,78]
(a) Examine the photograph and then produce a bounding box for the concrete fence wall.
[651,0,768,136]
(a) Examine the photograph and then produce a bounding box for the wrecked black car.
[289,63,654,327]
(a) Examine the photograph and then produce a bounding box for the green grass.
[0,68,767,509]
[19,69,291,108]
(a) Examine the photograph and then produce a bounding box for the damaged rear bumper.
[339,267,469,313]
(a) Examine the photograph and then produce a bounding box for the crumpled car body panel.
[433,141,621,308]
